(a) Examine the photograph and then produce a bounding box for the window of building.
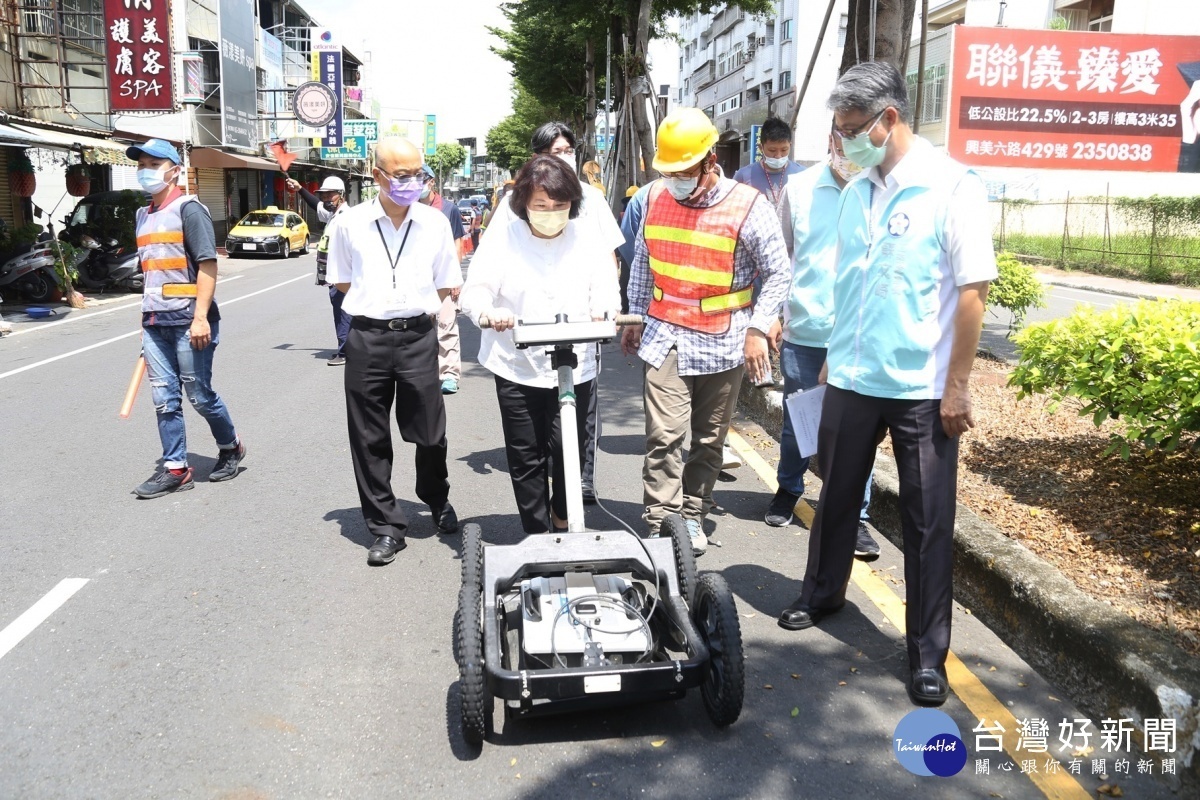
[837,14,849,47]
[703,106,715,119]
[779,70,792,91]
[680,56,684,71]
[905,65,947,124]
[717,93,742,116]
[1089,15,1113,31]
[746,86,760,102]
[717,50,728,76]
[781,19,793,42]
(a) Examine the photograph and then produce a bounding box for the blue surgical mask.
[137,165,172,193]
[663,175,699,202]
[763,155,789,170]
[841,115,892,170]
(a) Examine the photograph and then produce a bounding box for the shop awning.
[0,122,53,148]
[9,122,128,158]
[189,148,280,171]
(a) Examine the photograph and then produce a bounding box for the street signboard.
[949,26,1200,172]
[218,0,256,148]
[424,115,437,156]
[104,0,173,111]
[320,135,368,160]
[749,124,761,162]
[344,120,379,143]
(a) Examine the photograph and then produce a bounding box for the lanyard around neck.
[375,218,413,289]
[762,161,786,207]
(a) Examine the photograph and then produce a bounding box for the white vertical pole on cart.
[557,361,586,532]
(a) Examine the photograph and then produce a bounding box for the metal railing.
[992,196,1200,286]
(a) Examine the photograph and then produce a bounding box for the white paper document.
[784,384,826,459]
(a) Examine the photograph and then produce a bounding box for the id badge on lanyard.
[377,219,414,312]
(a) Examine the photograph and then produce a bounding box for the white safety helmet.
[317,176,346,194]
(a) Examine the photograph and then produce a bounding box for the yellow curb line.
[726,428,1089,799]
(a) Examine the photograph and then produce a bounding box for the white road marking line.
[0,273,311,382]
[0,579,89,662]
[4,275,244,337]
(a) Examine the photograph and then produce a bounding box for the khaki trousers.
[642,348,744,533]
[437,306,461,381]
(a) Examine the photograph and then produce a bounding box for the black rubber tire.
[278,239,290,259]
[298,237,309,255]
[460,523,482,588]
[22,271,55,303]
[693,572,745,728]
[456,582,491,744]
[663,514,698,608]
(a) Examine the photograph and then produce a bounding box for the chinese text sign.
[218,0,257,150]
[104,0,173,112]
[949,27,1200,173]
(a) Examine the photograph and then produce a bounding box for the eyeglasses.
[548,147,576,156]
[660,161,706,179]
[377,168,424,182]
[832,108,887,141]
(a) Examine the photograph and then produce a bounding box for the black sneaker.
[764,488,799,527]
[854,522,881,561]
[134,467,194,499]
[209,440,246,482]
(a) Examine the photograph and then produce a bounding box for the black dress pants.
[494,375,593,534]
[800,385,959,671]
[581,354,599,488]
[344,317,449,541]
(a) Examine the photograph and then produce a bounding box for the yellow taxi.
[226,207,310,258]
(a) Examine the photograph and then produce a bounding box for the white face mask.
[527,208,570,237]
[830,149,863,181]
[556,153,576,173]
[137,165,173,193]
[763,155,789,170]
[663,175,699,202]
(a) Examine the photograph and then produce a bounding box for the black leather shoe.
[908,667,950,707]
[581,482,597,505]
[778,600,843,631]
[431,502,458,535]
[367,535,406,565]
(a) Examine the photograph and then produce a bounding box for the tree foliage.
[426,142,467,186]
[485,82,561,173]
[988,252,1047,336]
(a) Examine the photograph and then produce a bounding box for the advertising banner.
[344,120,379,143]
[320,136,367,161]
[104,0,173,111]
[949,26,1200,173]
[310,28,343,149]
[218,0,257,150]
[261,29,285,140]
[425,114,437,157]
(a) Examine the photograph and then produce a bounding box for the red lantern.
[274,175,287,195]
[11,172,36,198]
[305,180,319,194]
[66,164,91,197]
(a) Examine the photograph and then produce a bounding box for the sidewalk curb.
[738,379,1200,785]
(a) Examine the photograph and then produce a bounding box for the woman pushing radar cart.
[454,311,746,744]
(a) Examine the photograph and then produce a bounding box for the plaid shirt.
[628,177,790,375]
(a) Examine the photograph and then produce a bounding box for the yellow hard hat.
[625,184,639,198]
[652,108,719,173]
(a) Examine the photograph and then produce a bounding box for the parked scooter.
[0,229,58,304]
[70,232,143,293]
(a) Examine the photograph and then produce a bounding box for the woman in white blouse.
[461,155,621,533]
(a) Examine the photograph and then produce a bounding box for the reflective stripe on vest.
[643,182,757,334]
[138,195,200,315]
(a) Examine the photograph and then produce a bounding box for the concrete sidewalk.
[738,267,1200,788]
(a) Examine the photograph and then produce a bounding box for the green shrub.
[1009,299,1200,457]
[988,252,1046,336]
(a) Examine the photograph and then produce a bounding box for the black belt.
[351,314,433,332]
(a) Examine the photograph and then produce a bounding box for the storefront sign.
[180,52,204,105]
[320,135,367,160]
[343,120,379,143]
[293,82,338,127]
[424,114,437,157]
[310,28,343,149]
[949,27,1200,173]
[218,0,257,149]
[104,0,174,111]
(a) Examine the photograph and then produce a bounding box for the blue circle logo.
[893,708,967,777]
[887,212,910,236]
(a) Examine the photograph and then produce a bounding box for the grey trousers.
[799,385,959,671]
[642,348,744,533]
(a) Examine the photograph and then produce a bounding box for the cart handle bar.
[478,313,643,329]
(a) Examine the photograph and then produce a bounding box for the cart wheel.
[663,514,698,607]
[456,583,492,744]
[693,573,744,728]
[461,523,483,588]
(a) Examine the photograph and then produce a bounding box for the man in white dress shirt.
[326,137,463,565]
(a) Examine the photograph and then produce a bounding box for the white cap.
[317,176,345,193]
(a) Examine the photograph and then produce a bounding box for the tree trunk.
[628,0,657,184]
[583,37,597,165]
[838,0,918,75]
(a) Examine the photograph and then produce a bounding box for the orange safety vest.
[643,182,757,334]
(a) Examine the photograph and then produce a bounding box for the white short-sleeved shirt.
[459,216,622,389]
[827,137,997,399]
[488,181,625,255]
[326,198,462,319]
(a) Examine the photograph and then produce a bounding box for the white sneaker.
[721,444,743,470]
[685,518,708,556]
